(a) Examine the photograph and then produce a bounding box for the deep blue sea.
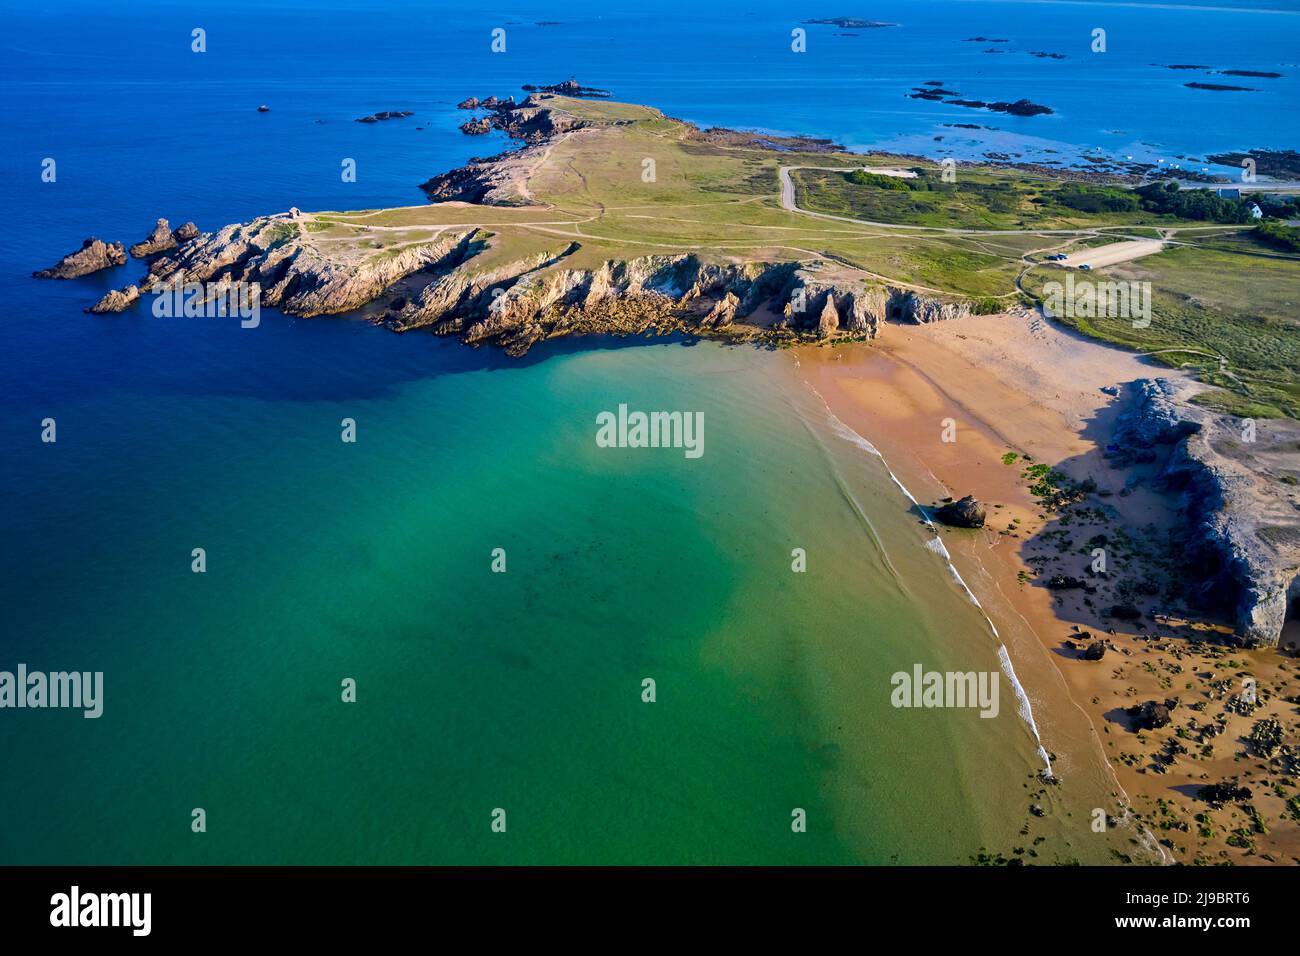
[1,0,1298,864]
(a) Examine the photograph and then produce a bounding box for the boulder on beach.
[1127,699,1176,730]
[934,495,986,528]
[1082,641,1107,661]
[1197,782,1252,806]
[33,238,127,279]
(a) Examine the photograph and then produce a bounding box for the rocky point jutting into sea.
[78,88,973,355]
[52,85,1300,651]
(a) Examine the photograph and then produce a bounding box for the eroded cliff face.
[1164,433,1299,647]
[1113,379,1300,647]
[85,208,982,360]
[385,248,848,357]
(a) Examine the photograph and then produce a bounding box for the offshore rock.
[86,285,140,313]
[129,218,177,258]
[33,238,127,278]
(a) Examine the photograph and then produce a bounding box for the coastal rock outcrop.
[87,285,140,313]
[33,238,127,279]
[1104,378,1199,466]
[1127,699,1175,730]
[1106,378,1300,647]
[355,110,414,123]
[1197,782,1252,806]
[701,292,739,328]
[129,218,178,258]
[779,267,886,339]
[893,291,973,324]
[93,215,481,319]
[389,246,813,357]
[421,140,559,205]
[816,295,840,339]
[934,496,986,528]
[520,79,613,98]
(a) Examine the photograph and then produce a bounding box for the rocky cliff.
[1110,378,1300,647]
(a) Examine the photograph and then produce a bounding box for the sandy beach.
[794,312,1300,865]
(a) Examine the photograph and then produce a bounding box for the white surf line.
[787,393,912,599]
[807,383,1055,778]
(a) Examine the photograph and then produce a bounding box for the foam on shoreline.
[812,385,1055,777]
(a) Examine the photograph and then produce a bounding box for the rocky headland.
[80,88,977,358]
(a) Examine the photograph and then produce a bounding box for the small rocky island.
[803,17,897,28]
[356,110,414,123]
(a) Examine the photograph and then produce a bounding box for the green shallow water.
[2,326,1080,864]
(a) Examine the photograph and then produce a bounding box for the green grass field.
[1023,241,1300,418]
[301,94,1300,417]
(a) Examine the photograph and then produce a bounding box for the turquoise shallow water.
[2,313,1064,863]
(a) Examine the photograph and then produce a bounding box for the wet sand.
[793,311,1300,864]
